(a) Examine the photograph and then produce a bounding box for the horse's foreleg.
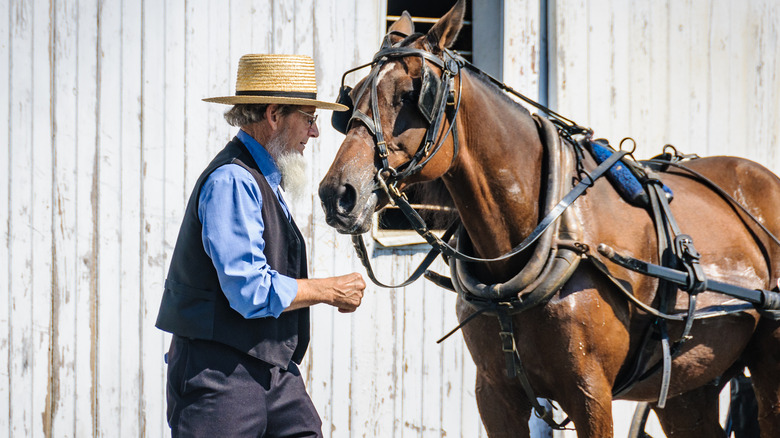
[553,372,615,438]
[745,318,780,437]
[650,384,725,438]
[474,370,533,438]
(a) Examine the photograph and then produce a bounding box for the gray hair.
[224,104,295,127]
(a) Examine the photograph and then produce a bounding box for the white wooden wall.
[550,0,780,172]
[2,0,778,437]
[0,0,488,436]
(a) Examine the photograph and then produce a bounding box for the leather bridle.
[332,32,463,189]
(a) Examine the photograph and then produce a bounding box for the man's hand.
[289,273,366,313]
[325,272,366,313]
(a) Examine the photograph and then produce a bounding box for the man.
[156,54,366,437]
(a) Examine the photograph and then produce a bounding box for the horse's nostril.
[337,184,357,215]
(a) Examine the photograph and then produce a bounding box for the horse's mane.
[463,65,533,118]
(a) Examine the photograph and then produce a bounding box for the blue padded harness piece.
[590,141,673,207]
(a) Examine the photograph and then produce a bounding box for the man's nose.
[310,122,319,138]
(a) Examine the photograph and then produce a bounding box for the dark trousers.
[166,335,322,437]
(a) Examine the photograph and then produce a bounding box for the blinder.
[331,85,354,134]
[330,64,445,134]
[418,64,442,123]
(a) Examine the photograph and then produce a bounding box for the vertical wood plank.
[0,0,10,428]
[390,253,406,437]
[626,0,651,151]
[705,1,731,158]
[582,0,612,136]
[665,0,693,153]
[95,0,123,432]
[229,0,262,71]
[644,0,670,151]
[401,254,424,437]
[31,0,55,435]
[419,274,441,437]
[74,0,98,434]
[727,0,750,162]
[183,0,211,191]
[8,0,35,435]
[139,0,166,436]
[438,257,465,437]
[205,0,232,162]
[327,247,355,437]
[119,1,143,436]
[551,0,588,123]
[271,0,295,53]
[503,0,540,102]
[748,0,779,165]
[764,0,780,172]
[51,0,79,435]
[686,0,711,157]
[601,0,631,144]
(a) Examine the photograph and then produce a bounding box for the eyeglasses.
[296,109,318,128]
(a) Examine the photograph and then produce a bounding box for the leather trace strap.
[496,311,573,431]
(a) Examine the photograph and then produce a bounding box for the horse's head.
[319,0,466,234]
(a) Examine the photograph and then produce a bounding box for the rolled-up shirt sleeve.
[198,164,299,319]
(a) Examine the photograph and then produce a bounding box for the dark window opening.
[386,0,473,62]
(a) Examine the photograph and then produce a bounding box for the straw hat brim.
[203,95,348,111]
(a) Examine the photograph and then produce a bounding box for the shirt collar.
[237,129,282,190]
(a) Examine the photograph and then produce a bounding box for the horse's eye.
[400,91,416,105]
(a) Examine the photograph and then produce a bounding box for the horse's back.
[672,155,780,288]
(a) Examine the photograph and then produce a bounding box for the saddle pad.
[590,140,673,207]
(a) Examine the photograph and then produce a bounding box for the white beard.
[276,152,308,203]
[265,125,309,203]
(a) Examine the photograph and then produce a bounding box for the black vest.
[156,137,309,369]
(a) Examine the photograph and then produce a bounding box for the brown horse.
[318,1,780,436]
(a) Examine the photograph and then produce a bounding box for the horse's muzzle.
[318,181,375,234]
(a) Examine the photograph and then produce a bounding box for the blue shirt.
[198,129,299,319]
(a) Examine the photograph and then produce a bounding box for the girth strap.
[496,311,573,430]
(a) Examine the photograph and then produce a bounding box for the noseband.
[331,33,463,190]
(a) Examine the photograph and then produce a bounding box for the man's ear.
[266,104,282,130]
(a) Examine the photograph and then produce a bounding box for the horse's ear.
[425,0,466,52]
[388,11,415,37]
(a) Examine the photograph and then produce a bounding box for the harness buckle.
[446,90,455,106]
[423,141,433,156]
[376,141,388,158]
[499,331,515,353]
[389,183,407,201]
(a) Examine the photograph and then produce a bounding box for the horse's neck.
[444,73,544,262]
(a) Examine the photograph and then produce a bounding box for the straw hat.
[203,54,348,111]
